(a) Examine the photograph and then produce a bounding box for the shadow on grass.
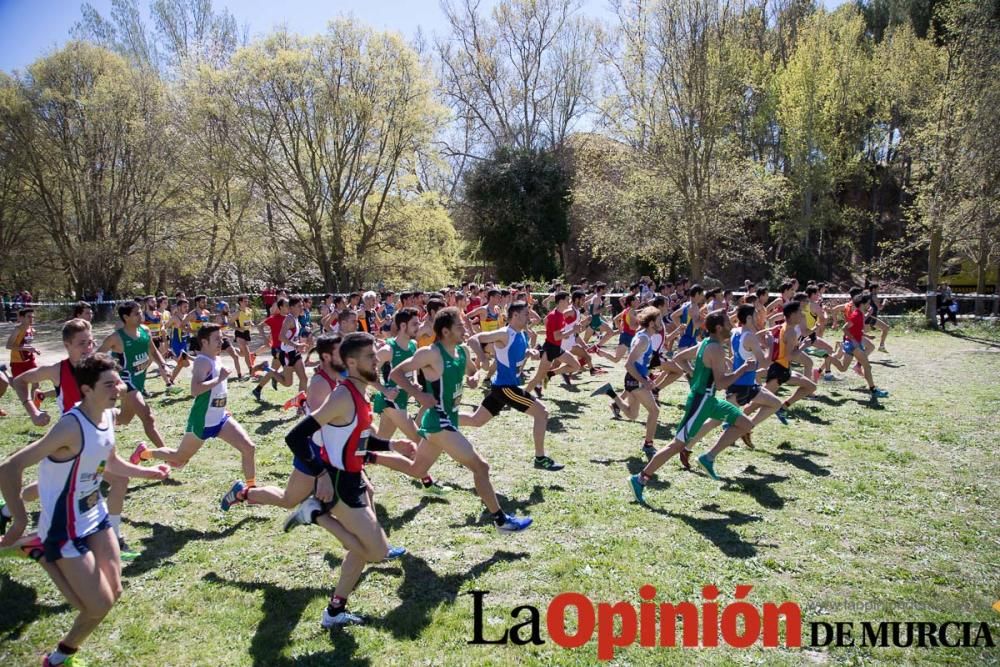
[0,574,71,641]
[784,404,831,425]
[374,496,449,535]
[807,393,848,407]
[202,556,370,667]
[255,415,296,436]
[869,359,905,368]
[642,503,764,559]
[127,476,184,494]
[122,516,267,578]
[548,398,584,417]
[589,455,673,490]
[375,550,529,640]
[448,484,563,529]
[943,329,1000,349]
[765,441,831,477]
[721,465,792,509]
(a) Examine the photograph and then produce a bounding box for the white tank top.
[560,307,579,351]
[37,407,114,544]
[280,316,301,353]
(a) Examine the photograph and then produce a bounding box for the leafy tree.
[463,147,570,281]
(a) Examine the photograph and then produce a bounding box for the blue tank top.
[630,331,655,379]
[678,304,697,348]
[492,327,528,387]
[730,328,757,386]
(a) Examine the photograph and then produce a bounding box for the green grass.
[1,330,998,666]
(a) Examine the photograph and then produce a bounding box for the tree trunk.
[993,259,1000,316]
[925,226,941,324]
[975,235,987,316]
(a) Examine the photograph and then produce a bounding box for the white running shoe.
[321,608,364,628]
[283,497,322,533]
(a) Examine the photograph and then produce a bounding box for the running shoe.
[697,454,720,481]
[251,385,263,402]
[0,532,43,561]
[129,442,149,465]
[878,346,888,353]
[823,372,837,381]
[561,374,573,387]
[628,474,646,504]
[220,481,246,512]
[870,388,889,398]
[533,386,543,399]
[496,514,533,533]
[679,449,692,470]
[0,499,9,535]
[641,442,657,459]
[590,382,614,398]
[321,608,365,628]
[775,408,789,425]
[422,480,451,496]
[42,653,88,667]
[118,537,140,562]
[32,390,44,409]
[534,456,565,471]
[385,546,407,560]
[283,497,322,532]
[282,391,307,411]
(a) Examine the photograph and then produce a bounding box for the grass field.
[1,325,998,666]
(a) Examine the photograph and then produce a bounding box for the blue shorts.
[678,335,698,350]
[842,339,865,355]
[43,515,112,563]
[293,442,325,475]
[618,332,634,348]
[197,414,230,440]
[170,336,189,358]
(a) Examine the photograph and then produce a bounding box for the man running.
[130,324,258,506]
[0,353,170,667]
[389,308,533,533]
[819,293,889,398]
[765,301,819,422]
[590,306,663,458]
[463,301,562,471]
[629,311,757,501]
[525,291,582,398]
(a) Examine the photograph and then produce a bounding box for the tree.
[0,42,180,298]
[225,22,444,290]
[463,146,570,281]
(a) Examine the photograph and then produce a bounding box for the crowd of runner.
[0,276,893,665]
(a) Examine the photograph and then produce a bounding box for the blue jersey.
[492,327,528,387]
[630,331,656,379]
[730,328,757,387]
[678,303,698,348]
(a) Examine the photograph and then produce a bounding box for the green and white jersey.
[688,339,717,395]
[185,354,228,439]
[118,327,151,392]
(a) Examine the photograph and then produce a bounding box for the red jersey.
[545,309,566,345]
[264,313,286,349]
[318,380,372,474]
[845,305,865,343]
[56,359,82,415]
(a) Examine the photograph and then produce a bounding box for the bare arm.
[11,363,61,423]
[389,348,437,409]
[191,356,228,397]
[707,344,754,391]
[0,418,78,545]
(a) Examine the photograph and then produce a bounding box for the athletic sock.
[327,595,347,617]
[604,387,616,399]
[492,510,507,526]
[109,514,121,539]
[139,448,153,461]
[638,472,650,485]
[48,643,78,665]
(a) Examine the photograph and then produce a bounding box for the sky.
[0,0,849,74]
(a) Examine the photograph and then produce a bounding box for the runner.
[372,308,423,443]
[819,293,890,398]
[524,291,582,398]
[166,299,192,385]
[463,301,563,470]
[629,310,757,500]
[129,324,258,506]
[7,309,39,396]
[765,301,819,423]
[865,284,891,353]
[232,295,258,376]
[0,353,170,667]
[388,308,533,533]
[590,306,663,458]
[280,332,416,626]
[253,296,308,402]
[671,284,706,351]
